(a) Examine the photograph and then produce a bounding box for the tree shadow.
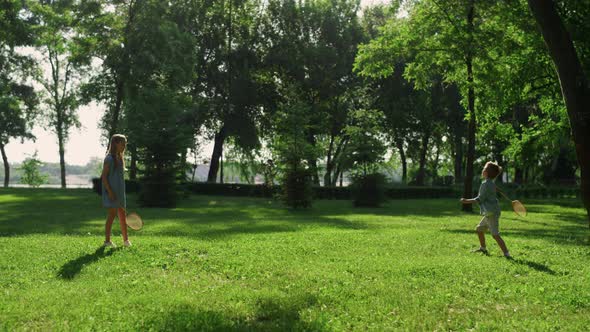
[57,246,120,280]
[147,294,327,331]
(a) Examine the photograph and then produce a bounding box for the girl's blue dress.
[101,154,126,209]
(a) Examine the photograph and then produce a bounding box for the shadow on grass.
[57,246,120,280]
[508,258,556,275]
[2,188,586,241]
[146,294,327,331]
[444,227,589,247]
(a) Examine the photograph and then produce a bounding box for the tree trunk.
[416,132,430,186]
[306,133,320,186]
[395,138,407,184]
[1,142,9,188]
[453,133,463,183]
[514,167,523,184]
[220,148,224,184]
[108,79,124,139]
[324,134,335,187]
[527,0,590,224]
[207,126,226,183]
[57,129,66,189]
[129,146,137,180]
[462,0,476,212]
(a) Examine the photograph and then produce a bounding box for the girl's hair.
[484,161,502,179]
[106,134,127,170]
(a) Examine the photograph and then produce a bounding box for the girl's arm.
[101,160,115,199]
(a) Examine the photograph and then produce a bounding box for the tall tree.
[0,0,39,187]
[122,0,196,207]
[77,0,140,141]
[526,0,590,223]
[31,0,92,188]
[356,0,508,208]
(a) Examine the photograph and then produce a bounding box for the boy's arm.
[460,198,477,204]
[461,182,485,204]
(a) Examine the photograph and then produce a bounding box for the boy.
[461,161,511,258]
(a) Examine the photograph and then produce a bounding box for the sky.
[5,0,391,166]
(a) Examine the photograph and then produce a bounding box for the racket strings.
[511,200,527,217]
[126,212,143,230]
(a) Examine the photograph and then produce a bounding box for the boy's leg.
[489,214,510,256]
[477,231,486,248]
[492,234,509,255]
[474,217,488,252]
[117,208,129,242]
[105,208,117,242]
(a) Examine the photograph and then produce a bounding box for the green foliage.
[121,0,197,207]
[0,0,39,151]
[270,89,318,208]
[18,152,48,187]
[281,165,313,209]
[342,108,387,176]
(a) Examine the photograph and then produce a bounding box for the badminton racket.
[116,200,144,230]
[497,188,527,217]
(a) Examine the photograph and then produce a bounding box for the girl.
[101,134,131,247]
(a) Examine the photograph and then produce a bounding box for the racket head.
[126,212,144,230]
[511,200,527,217]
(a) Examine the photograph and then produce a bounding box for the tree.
[0,0,39,188]
[269,87,319,208]
[19,152,48,187]
[526,0,590,223]
[31,0,93,188]
[262,0,365,186]
[122,0,196,207]
[182,0,266,184]
[356,0,515,208]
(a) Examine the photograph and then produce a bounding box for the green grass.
[1,188,589,331]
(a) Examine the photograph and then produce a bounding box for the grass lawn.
[1,188,589,331]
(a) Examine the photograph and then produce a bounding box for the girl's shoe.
[123,240,132,247]
[104,241,117,248]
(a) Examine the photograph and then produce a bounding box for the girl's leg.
[117,208,129,242]
[105,208,117,242]
[492,234,509,254]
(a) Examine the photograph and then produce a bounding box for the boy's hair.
[484,161,502,179]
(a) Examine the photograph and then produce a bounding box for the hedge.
[92,178,580,200]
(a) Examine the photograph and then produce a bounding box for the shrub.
[351,172,388,207]
[281,166,313,208]
[19,152,48,188]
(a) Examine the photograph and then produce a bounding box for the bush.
[139,170,177,208]
[281,167,313,208]
[351,173,388,207]
[92,178,140,195]
[184,182,457,200]
[187,182,278,197]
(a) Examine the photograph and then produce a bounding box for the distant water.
[9,183,92,189]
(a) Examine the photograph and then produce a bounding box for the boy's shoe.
[504,252,513,259]
[104,241,117,248]
[123,240,132,247]
[471,247,489,255]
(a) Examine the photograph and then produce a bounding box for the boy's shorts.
[476,214,500,235]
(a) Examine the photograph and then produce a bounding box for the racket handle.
[496,187,512,202]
